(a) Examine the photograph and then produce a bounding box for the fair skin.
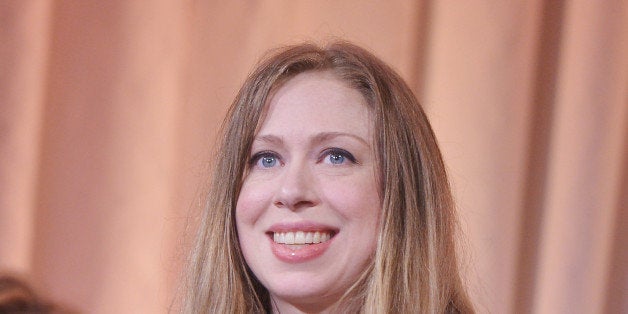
[235,71,381,313]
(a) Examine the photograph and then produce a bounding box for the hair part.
[182,41,474,313]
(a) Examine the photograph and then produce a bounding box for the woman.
[183,41,474,313]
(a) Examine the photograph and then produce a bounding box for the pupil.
[331,154,344,164]
[262,156,275,167]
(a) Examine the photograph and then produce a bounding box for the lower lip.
[269,236,334,263]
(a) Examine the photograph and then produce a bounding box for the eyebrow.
[253,132,370,147]
[311,132,370,147]
[254,134,284,145]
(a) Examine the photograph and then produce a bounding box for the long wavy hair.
[182,41,474,313]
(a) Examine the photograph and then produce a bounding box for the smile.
[273,231,332,244]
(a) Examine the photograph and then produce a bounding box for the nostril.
[295,200,315,207]
[273,199,316,211]
[272,165,320,210]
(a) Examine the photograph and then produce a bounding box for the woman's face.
[235,71,381,312]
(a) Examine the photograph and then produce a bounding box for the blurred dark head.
[0,274,58,314]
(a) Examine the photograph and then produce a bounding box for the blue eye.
[260,155,277,168]
[322,148,356,165]
[251,151,280,168]
[328,153,345,164]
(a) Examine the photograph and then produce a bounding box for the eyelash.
[249,148,358,168]
[320,148,357,164]
[250,151,281,168]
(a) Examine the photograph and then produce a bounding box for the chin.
[269,285,343,313]
[268,274,330,297]
[263,273,344,308]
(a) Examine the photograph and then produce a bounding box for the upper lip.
[267,221,339,234]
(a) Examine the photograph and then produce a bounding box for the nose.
[273,160,319,211]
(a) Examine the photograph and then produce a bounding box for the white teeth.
[313,231,321,243]
[273,231,333,244]
[285,232,295,244]
[295,231,305,244]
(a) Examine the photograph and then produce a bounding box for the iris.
[328,153,345,164]
[261,155,276,168]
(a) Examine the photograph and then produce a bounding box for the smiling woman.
[236,71,381,313]
[182,42,474,313]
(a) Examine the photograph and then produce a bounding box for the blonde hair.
[182,41,474,313]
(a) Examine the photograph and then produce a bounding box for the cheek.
[323,173,381,222]
[235,181,272,264]
[235,180,272,226]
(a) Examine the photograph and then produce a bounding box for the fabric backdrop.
[1,1,626,313]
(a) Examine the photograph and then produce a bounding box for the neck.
[271,295,345,314]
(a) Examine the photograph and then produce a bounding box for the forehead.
[257,71,372,138]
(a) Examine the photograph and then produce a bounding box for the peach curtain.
[1,1,626,313]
